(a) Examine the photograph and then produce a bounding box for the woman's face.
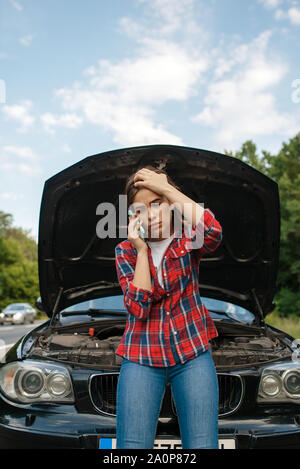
[132,188,173,241]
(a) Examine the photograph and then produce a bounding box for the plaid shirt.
[114,208,223,367]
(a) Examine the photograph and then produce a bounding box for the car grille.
[89,372,244,418]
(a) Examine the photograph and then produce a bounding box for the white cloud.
[40,0,298,150]
[48,0,209,146]
[3,145,37,160]
[61,143,72,153]
[192,30,298,148]
[275,8,287,19]
[274,4,300,24]
[88,41,206,105]
[1,100,35,132]
[0,145,41,175]
[0,192,24,200]
[288,7,300,24]
[135,0,200,36]
[53,39,206,146]
[259,0,300,26]
[19,34,34,47]
[10,0,23,11]
[258,0,283,8]
[40,112,83,133]
[0,162,41,174]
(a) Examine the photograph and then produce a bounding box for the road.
[0,320,46,361]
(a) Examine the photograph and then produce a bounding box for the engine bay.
[27,319,292,370]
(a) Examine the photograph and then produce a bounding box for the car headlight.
[0,360,74,405]
[13,313,23,320]
[257,362,300,404]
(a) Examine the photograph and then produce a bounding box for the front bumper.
[0,407,300,449]
[1,317,23,325]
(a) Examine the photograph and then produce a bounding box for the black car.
[0,145,299,449]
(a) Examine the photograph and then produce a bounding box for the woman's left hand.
[133,168,170,195]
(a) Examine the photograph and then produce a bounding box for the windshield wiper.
[87,308,126,315]
[61,308,126,316]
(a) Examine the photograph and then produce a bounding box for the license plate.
[98,437,236,449]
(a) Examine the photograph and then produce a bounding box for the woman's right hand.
[128,211,148,253]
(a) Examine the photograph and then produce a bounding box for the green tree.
[224,140,268,174]
[0,211,39,311]
[0,210,37,262]
[225,135,300,318]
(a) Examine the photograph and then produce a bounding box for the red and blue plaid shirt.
[114,208,223,367]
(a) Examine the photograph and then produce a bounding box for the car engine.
[27,321,292,369]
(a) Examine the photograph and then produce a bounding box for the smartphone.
[128,208,146,240]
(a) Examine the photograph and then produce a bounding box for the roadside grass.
[36,312,49,321]
[265,312,300,339]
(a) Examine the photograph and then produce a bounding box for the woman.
[114,165,223,449]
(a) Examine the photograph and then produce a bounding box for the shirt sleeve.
[115,244,155,320]
[185,208,223,256]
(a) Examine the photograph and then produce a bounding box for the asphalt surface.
[0,320,46,361]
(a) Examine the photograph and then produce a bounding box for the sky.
[0,0,299,241]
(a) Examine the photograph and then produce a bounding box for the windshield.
[5,305,25,311]
[201,297,255,325]
[61,295,255,325]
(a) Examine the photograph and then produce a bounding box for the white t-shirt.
[146,233,175,287]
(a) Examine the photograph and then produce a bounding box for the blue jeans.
[116,347,219,449]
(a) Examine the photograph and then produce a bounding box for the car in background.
[0,144,299,449]
[0,303,36,325]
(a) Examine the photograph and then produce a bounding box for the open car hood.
[38,145,280,321]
